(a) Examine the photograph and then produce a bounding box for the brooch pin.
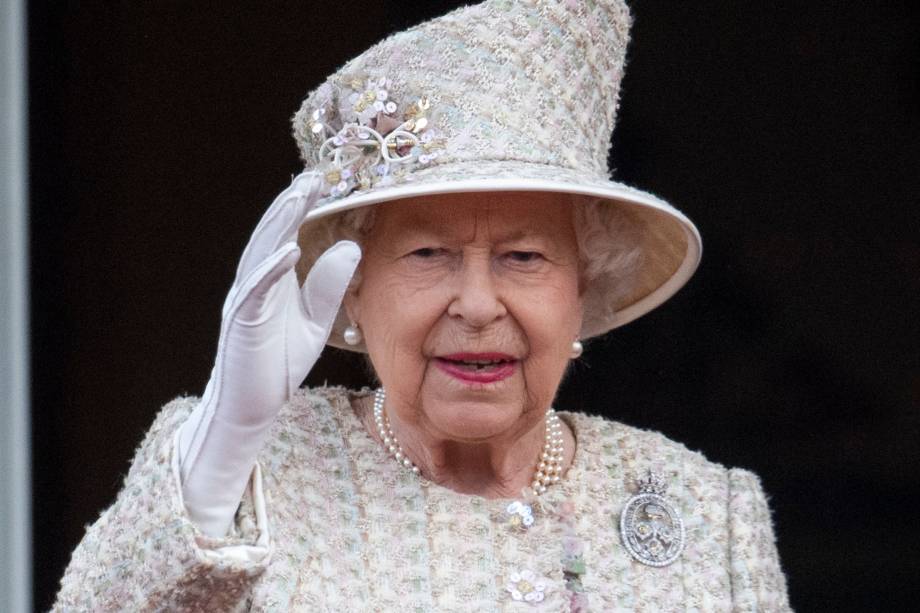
[619,471,685,567]
[306,74,446,200]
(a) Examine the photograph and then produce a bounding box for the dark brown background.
[29,1,919,610]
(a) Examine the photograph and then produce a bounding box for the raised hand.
[177,172,361,537]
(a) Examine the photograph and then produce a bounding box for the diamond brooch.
[307,75,446,200]
[619,471,685,567]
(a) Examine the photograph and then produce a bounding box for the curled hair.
[571,195,643,322]
[297,207,378,289]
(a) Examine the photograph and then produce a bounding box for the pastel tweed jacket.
[53,387,791,611]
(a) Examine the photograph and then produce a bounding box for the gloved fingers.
[233,171,323,288]
[300,240,362,330]
[231,241,302,325]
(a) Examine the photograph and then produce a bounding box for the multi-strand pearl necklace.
[372,387,565,493]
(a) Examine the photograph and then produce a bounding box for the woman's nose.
[446,256,507,328]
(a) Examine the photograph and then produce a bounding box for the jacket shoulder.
[275,385,360,430]
[564,411,733,485]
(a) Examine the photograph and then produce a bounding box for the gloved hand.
[176,171,361,537]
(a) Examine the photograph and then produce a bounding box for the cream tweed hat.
[292,0,701,351]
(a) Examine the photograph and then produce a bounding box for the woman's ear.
[573,291,586,341]
[343,285,361,324]
[577,305,585,332]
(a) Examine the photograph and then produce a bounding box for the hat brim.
[297,159,701,352]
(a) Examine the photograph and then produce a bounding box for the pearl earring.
[570,340,583,358]
[343,322,363,346]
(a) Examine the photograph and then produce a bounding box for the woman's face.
[346,191,584,445]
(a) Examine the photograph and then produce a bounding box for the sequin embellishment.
[306,75,446,199]
[506,569,547,604]
[505,500,535,529]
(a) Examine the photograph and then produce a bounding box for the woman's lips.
[434,352,518,384]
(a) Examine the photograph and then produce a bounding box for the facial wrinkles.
[358,195,582,445]
[428,206,520,353]
[486,205,577,418]
[444,206,550,419]
[413,203,576,357]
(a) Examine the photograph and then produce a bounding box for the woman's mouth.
[435,353,518,384]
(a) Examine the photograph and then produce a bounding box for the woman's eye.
[507,251,542,263]
[408,247,443,258]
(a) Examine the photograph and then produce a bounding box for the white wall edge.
[1,0,33,610]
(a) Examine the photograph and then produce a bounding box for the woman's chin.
[428,411,521,443]
[420,372,536,442]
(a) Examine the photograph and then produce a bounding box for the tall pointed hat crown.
[292,0,701,351]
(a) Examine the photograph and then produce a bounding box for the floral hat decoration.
[291,0,702,352]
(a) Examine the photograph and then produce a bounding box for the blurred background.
[25,0,918,610]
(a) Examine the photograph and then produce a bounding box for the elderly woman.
[54,0,790,610]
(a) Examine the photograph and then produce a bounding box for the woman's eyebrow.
[494,228,562,246]
[391,212,558,244]
[497,229,544,241]
[377,219,446,243]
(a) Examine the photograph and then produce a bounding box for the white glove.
[176,171,361,537]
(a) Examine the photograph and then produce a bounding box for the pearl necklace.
[372,387,565,494]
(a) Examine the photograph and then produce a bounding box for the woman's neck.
[353,393,575,499]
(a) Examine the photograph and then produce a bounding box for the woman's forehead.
[372,191,575,239]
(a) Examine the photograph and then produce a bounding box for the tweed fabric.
[292,0,631,197]
[54,388,791,611]
[289,0,702,348]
